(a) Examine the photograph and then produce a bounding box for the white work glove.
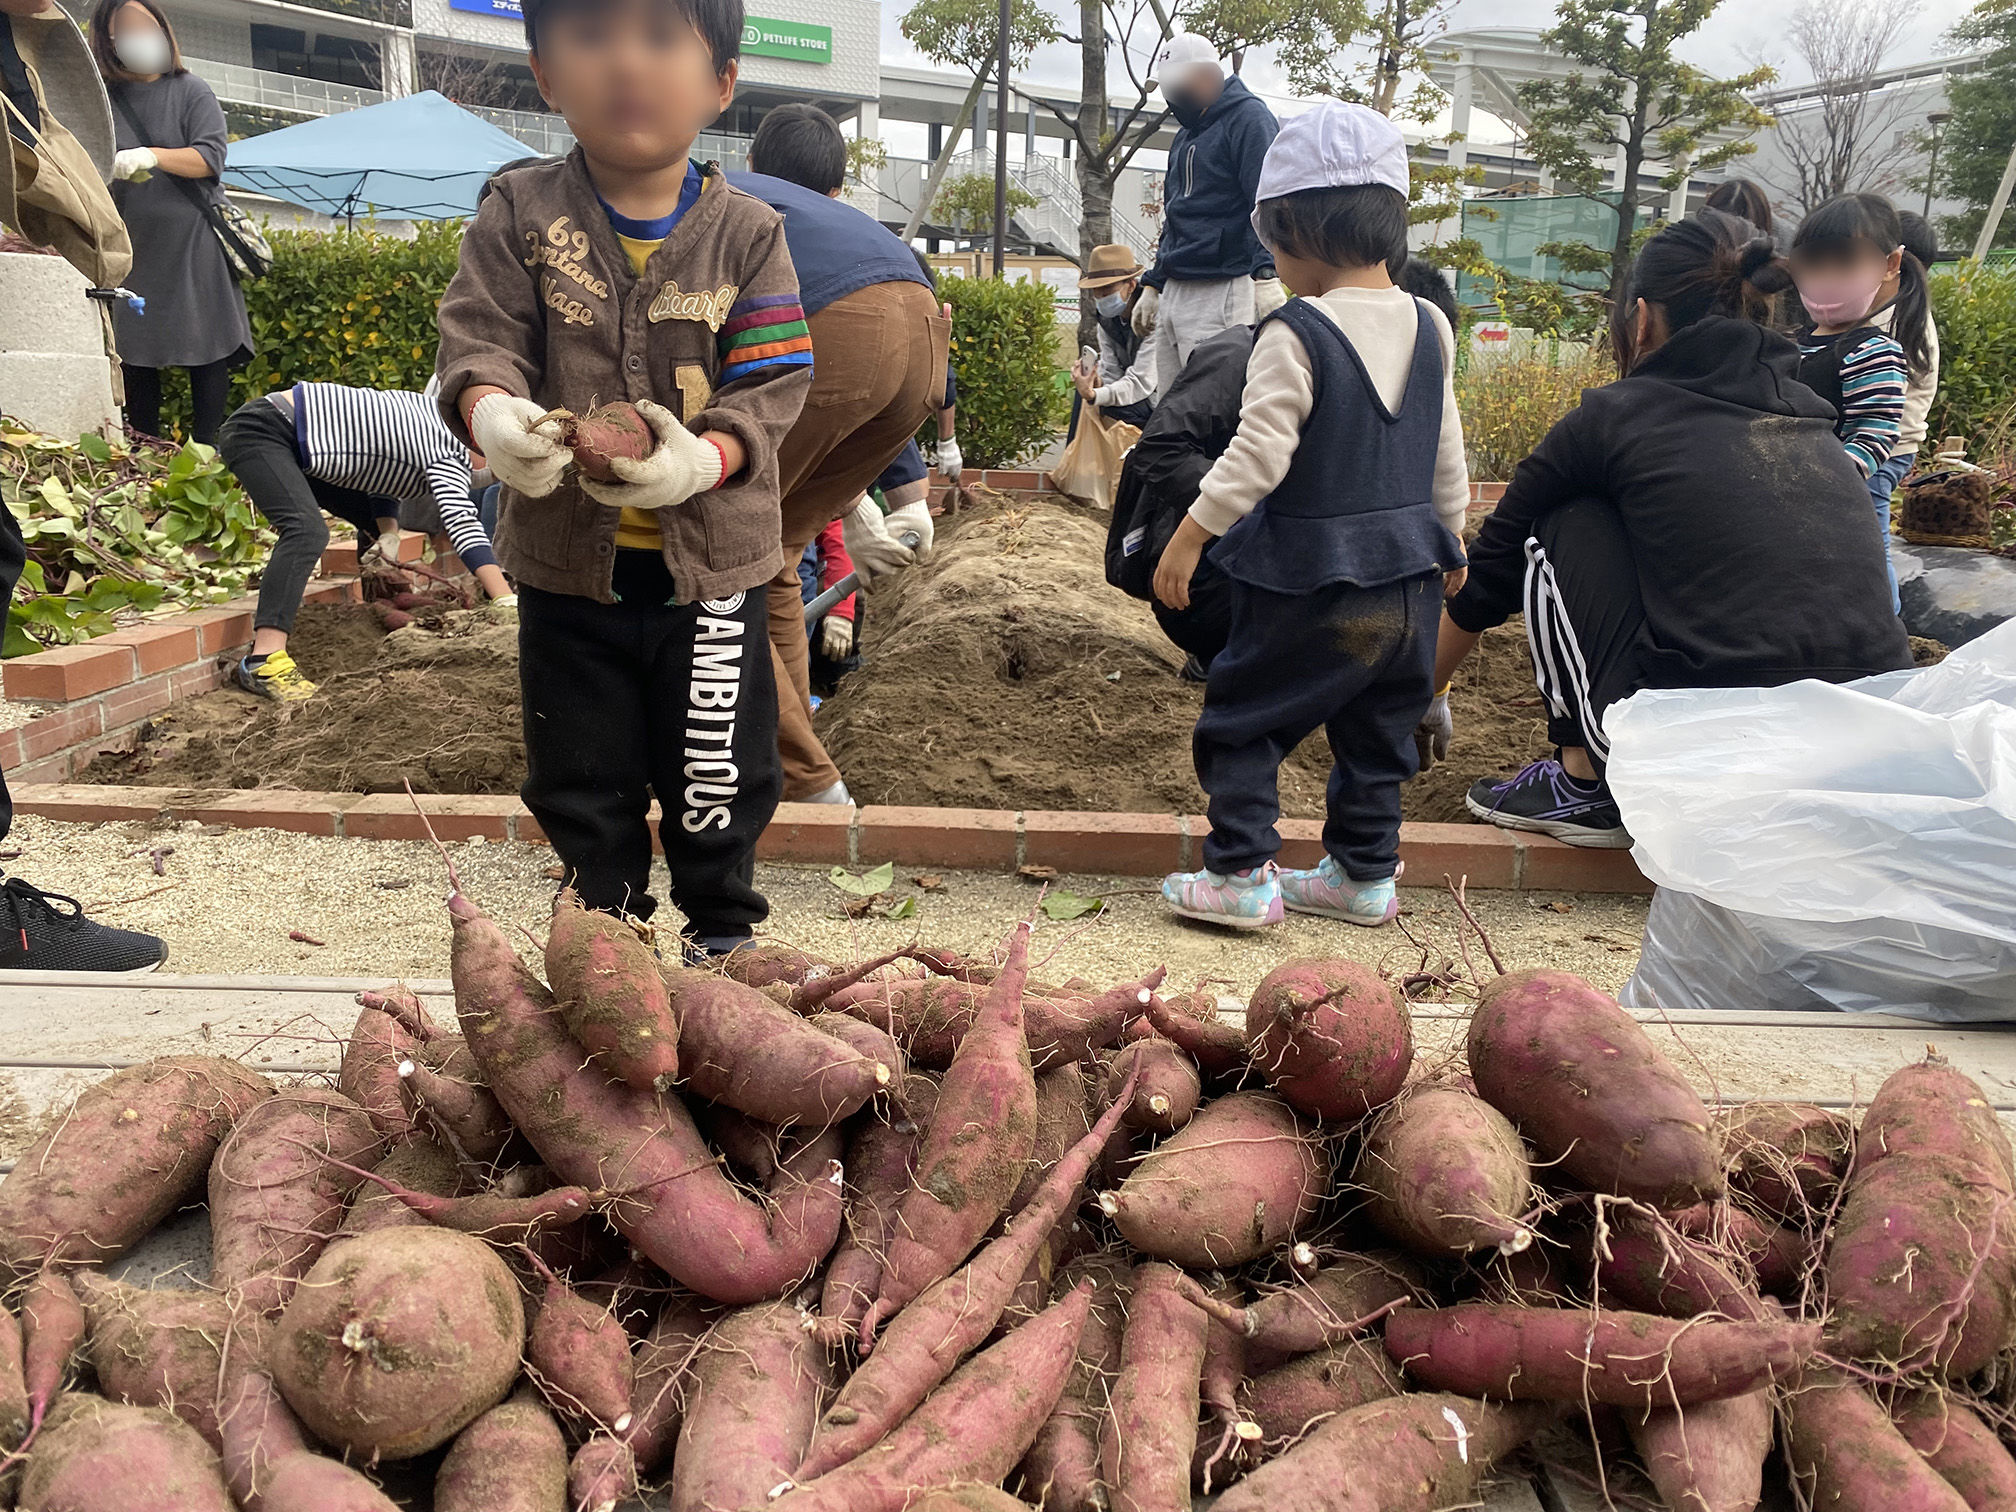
[111,147,157,182]
[484,592,519,623]
[1131,283,1159,338]
[371,530,403,564]
[471,394,568,498]
[577,399,723,512]
[935,436,963,483]
[842,497,915,585]
[818,615,853,661]
[1253,275,1288,318]
[883,497,936,563]
[1414,691,1452,772]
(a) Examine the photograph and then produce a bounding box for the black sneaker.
[1179,654,1212,683]
[1465,759,1634,849]
[0,875,170,972]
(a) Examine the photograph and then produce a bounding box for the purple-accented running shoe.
[1160,864,1284,930]
[1465,758,1633,849]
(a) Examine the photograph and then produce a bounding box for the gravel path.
[1,814,1649,995]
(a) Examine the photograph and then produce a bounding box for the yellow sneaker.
[235,649,317,702]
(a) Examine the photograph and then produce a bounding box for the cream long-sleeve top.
[1188,285,1470,541]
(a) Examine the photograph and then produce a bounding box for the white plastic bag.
[1606,619,2016,1020]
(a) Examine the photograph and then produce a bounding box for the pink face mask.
[1794,252,1895,326]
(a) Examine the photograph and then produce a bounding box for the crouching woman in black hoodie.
[1438,209,1912,848]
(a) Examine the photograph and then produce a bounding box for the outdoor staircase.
[949,149,1157,264]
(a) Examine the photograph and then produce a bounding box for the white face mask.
[115,28,172,75]
[1094,292,1127,317]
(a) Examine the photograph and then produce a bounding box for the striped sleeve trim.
[721,302,806,338]
[723,319,811,353]
[718,350,815,385]
[725,292,801,320]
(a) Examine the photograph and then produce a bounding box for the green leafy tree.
[933,172,1040,242]
[1935,0,2016,251]
[846,135,889,188]
[1518,0,1773,293]
[898,0,1060,242]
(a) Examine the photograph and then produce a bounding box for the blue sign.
[449,0,523,16]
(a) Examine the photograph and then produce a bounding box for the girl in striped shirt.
[1790,194,1932,609]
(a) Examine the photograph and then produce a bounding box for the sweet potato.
[1359,1085,1534,1258]
[1466,969,1722,1209]
[1207,1392,1553,1512]
[21,1269,83,1437]
[519,1252,634,1435]
[911,1488,1036,1512]
[1382,1304,1817,1408]
[673,1298,835,1512]
[1098,1263,1210,1512]
[316,1147,592,1245]
[355,983,443,1042]
[1107,1038,1201,1135]
[435,1392,568,1512]
[769,1285,1092,1512]
[624,1290,716,1475]
[1593,1208,1768,1323]
[450,890,844,1303]
[1245,959,1411,1123]
[220,1371,400,1512]
[1100,1091,1325,1268]
[0,1300,25,1463]
[662,966,894,1124]
[1140,991,1247,1081]
[74,1273,262,1451]
[1009,1063,1096,1215]
[208,1088,382,1315]
[1716,1102,1853,1220]
[340,1008,423,1141]
[1672,1201,1812,1296]
[335,1134,464,1239]
[1891,1390,2016,1511]
[269,1225,525,1459]
[799,1077,1135,1480]
[694,1102,783,1181]
[1192,1277,1253,1494]
[1626,1390,1773,1512]
[815,1073,939,1348]
[20,1394,234,1511]
[1825,1152,2016,1378]
[829,973,1165,1071]
[0,1057,271,1274]
[1016,1255,1129,1512]
[1178,1251,1422,1373]
[560,401,654,482]
[786,948,919,1014]
[398,1057,512,1164]
[803,1011,909,1098]
[716,942,833,989]
[546,888,680,1092]
[570,1434,639,1512]
[865,920,1040,1332]
[1785,1367,1971,1512]
[1855,1055,2014,1186]
[1237,1337,1404,1459]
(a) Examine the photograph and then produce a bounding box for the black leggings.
[123,358,233,445]
[218,398,390,636]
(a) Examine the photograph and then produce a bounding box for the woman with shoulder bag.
[88,0,251,444]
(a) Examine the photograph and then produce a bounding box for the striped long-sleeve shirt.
[1796,328,1907,478]
[292,382,494,571]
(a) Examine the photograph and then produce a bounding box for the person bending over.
[1445,210,1913,848]
[1071,244,1158,428]
[1152,103,1470,932]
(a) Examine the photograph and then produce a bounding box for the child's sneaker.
[1278,855,1399,927]
[1161,864,1283,930]
[236,650,317,702]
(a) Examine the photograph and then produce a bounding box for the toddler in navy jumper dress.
[1152,101,1471,930]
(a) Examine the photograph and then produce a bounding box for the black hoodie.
[1447,316,1912,688]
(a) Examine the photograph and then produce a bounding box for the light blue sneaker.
[1278,856,1400,927]
[1161,863,1284,930]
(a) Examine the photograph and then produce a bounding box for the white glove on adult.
[935,436,963,483]
[111,147,157,182]
[1131,283,1160,338]
[819,615,853,660]
[470,394,568,498]
[485,593,519,623]
[1414,691,1452,771]
[372,530,403,564]
[843,497,915,585]
[883,497,936,563]
[1252,275,1288,318]
[577,400,723,512]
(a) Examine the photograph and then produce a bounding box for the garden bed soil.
[83,497,1551,820]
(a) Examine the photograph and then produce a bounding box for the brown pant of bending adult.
[769,279,950,798]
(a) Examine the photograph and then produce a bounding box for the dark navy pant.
[1195,572,1439,879]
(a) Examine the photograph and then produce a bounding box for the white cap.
[1148,32,1221,87]
[1250,100,1411,236]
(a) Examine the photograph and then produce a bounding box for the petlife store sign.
[743,17,831,62]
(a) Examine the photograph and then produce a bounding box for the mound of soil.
[84,605,525,794]
[816,494,1549,822]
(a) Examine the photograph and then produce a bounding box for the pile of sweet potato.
[0,875,2012,1512]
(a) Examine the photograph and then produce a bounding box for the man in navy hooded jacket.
[1131,33,1281,383]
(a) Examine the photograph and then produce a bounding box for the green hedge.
[937,275,1069,469]
[157,221,464,437]
[1928,261,2016,448]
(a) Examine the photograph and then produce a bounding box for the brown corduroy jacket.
[436,151,811,603]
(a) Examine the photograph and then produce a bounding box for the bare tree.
[418,48,535,112]
[1766,0,1921,216]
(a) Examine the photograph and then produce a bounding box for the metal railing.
[187,56,385,116]
[943,148,1156,263]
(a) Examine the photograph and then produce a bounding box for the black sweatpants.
[1195,572,1439,880]
[1522,498,1654,771]
[518,551,780,943]
[123,358,234,446]
[219,399,391,636]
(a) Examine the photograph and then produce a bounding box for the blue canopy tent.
[223,91,540,222]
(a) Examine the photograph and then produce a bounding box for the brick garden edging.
[5,786,1650,892]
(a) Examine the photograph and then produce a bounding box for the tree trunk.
[1076,0,1110,351]
[902,65,994,244]
[1611,96,1650,294]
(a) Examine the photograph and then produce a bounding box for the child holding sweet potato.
[434,0,812,954]
[1152,101,1470,930]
